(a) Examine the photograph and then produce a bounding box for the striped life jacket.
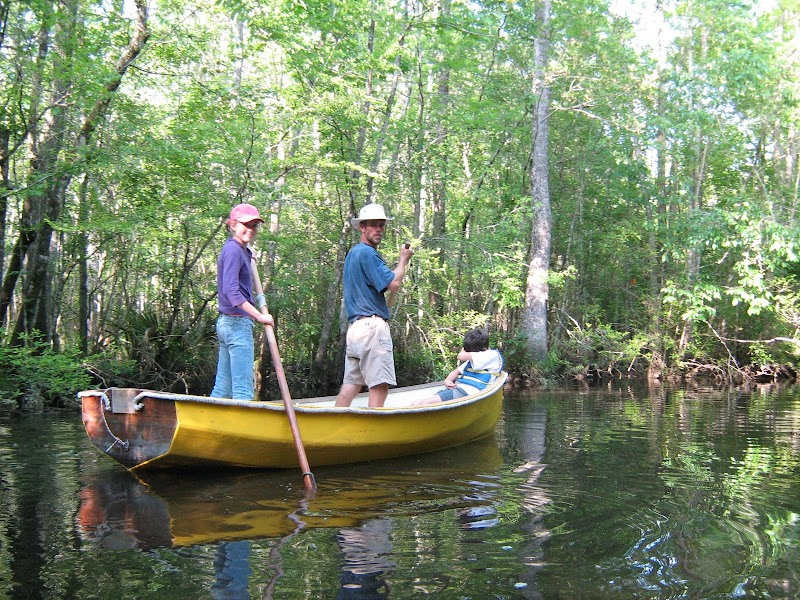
[456,352,504,391]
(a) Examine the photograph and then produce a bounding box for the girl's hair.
[463,328,489,352]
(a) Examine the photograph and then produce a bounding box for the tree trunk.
[678,138,708,352]
[311,219,352,393]
[0,6,52,332]
[366,19,408,200]
[10,0,77,346]
[6,0,150,346]
[428,0,451,314]
[349,9,376,206]
[0,127,8,289]
[646,2,670,380]
[78,174,90,355]
[521,0,552,363]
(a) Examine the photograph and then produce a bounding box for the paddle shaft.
[387,242,411,308]
[250,258,316,492]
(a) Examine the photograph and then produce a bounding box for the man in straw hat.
[335,203,414,408]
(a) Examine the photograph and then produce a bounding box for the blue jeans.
[211,314,255,400]
[212,541,252,599]
[436,386,469,401]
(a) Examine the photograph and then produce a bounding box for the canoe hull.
[80,373,506,470]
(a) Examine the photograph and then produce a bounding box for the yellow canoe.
[79,372,507,471]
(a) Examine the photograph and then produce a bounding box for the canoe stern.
[81,389,177,469]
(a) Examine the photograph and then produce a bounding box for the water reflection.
[76,437,505,599]
[76,436,503,550]
[519,382,800,599]
[76,470,172,549]
[336,519,393,599]
[6,383,800,599]
[501,396,549,598]
[213,541,252,600]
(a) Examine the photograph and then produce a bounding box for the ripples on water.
[507,384,800,600]
[0,382,799,599]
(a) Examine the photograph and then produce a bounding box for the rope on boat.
[132,390,271,408]
[105,436,129,453]
[84,391,130,452]
[77,390,145,412]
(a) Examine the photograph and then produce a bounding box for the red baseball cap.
[226,203,264,224]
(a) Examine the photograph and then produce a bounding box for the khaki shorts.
[343,316,397,388]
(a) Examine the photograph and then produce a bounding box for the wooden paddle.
[250,257,316,493]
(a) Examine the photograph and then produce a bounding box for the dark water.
[1,382,799,599]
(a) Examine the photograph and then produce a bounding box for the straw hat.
[351,203,394,227]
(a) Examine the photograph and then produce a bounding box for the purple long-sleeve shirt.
[216,237,254,318]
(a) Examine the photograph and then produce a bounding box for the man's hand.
[388,243,414,308]
[399,242,414,264]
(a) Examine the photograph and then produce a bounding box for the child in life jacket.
[411,328,503,406]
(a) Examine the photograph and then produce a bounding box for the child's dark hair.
[462,328,489,352]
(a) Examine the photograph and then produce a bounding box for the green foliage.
[82,354,141,389]
[662,280,722,322]
[748,343,774,366]
[100,309,218,394]
[396,310,493,383]
[556,321,646,371]
[1,0,799,399]
[0,336,92,412]
[493,330,536,383]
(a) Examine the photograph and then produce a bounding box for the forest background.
[0,0,798,410]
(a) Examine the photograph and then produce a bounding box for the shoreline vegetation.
[1,331,797,413]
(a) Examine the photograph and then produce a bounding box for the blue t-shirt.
[216,237,254,317]
[342,242,395,322]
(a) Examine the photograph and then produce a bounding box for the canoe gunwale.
[78,372,508,416]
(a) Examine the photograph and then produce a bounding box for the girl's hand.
[444,380,457,388]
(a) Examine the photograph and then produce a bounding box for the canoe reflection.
[77,436,503,549]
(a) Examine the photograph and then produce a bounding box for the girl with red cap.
[210,203,274,400]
